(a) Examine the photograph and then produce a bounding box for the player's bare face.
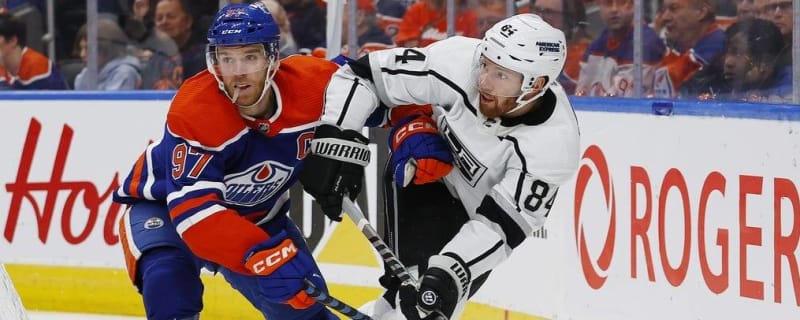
[477,57,524,118]
[213,45,271,108]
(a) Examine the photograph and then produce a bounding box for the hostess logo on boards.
[224,161,293,206]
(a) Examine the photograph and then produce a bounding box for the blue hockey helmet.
[207,3,280,53]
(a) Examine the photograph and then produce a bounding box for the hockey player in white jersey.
[300,14,580,320]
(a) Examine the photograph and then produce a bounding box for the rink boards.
[1,92,799,319]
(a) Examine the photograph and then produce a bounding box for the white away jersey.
[322,36,580,279]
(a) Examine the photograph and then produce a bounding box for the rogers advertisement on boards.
[560,112,800,320]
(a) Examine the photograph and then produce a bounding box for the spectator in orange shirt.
[0,12,67,89]
[531,0,592,94]
[394,0,477,47]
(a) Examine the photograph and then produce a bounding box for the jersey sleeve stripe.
[169,193,220,220]
[336,78,361,126]
[502,136,528,210]
[174,203,227,236]
[141,138,162,200]
[166,181,226,204]
[127,152,147,198]
[476,194,528,249]
[463,239,504,268]
[379,68,477,115]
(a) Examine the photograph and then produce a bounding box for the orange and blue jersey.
[114,55,338,274]
[0,47,66,90]
[653,24,725,98]
[575,24,664,97]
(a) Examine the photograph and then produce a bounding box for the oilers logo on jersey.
[224,160,293,206]
[440,119,486,187]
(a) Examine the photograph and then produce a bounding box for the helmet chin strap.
[504,82,549,116]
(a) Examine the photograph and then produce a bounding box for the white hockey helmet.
[480,14,566,110]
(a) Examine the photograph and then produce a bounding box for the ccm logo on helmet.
[221,29,242,35]
[246,239,298,275]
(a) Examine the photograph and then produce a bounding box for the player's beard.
[478,92,516,118]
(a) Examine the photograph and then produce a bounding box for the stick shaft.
[342,198,417,286]
[304,279,373,320]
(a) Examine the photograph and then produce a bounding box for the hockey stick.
[341,198,417,287]
[341,198,448,320]
[304,279,373,320]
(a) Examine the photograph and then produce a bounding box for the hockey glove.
[415,254,471,319]
[389,114,453,188]
[300,124,370,221]
[244,231,325,309]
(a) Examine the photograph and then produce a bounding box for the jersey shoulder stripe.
[167,71,248,148]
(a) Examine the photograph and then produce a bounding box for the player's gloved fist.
[244,230,323,309]
[300,124,370,221]
[389,114,453,188]
[416,254,471,319]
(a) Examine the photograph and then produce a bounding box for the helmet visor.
[207,45,271,77]
[476,55,525,98]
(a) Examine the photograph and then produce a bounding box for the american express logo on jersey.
[224,160,293,206]
[439,119,486,187]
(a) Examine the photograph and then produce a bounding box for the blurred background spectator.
[375,0,406,41]
[531,0,592,94]
[73,18,141,90]
[652,0,724,98]
[758,0,792,44]
[280,0,326,52]
[576,0,664,97]
[126,0,184,89]
[476,0,506,37]
[312,0,394,58]
[394,0,477,47]
[258,0,299,56]
[680,18,791,102]
[757,0,792,67]
[3,0,46,53]
[0,12,66,89]
[736,0,757,20]
[153,0,205,79]
[342,0,393,55]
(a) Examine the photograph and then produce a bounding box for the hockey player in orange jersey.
[114,3,340,319]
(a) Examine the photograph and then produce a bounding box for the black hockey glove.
[300,124,370,221]
[417,254,470,320]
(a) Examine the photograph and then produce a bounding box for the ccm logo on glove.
[245,238,298,275]
[392,119,438,146]
[389,114,454,187]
